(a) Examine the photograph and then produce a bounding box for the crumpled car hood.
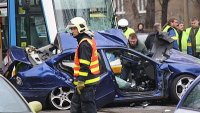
[159,49,200,75]
[165,49,200,65]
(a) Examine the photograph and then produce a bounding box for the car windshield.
[52,0,115,32]
[0,77,31,112]
[182,81,200,110]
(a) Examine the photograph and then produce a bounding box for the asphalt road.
[41,101,176,113]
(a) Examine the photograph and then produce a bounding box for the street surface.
[41,101,176,113]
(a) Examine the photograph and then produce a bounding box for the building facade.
[113,0,200,30]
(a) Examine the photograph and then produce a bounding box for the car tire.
[48,87,74,110]
[170,74,195,103]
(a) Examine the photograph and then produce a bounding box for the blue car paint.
[16,61,75,105]
[59,29,128,51]
[9,47,30,64]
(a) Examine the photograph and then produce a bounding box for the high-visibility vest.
[163,25,179,42]
[73,38,100,85]
[181,31,191,54]
[186,27,200,52]
[124,27,135,39]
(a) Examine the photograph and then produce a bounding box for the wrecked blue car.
[2,29,200,110]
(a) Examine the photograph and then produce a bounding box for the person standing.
[162,18,179,50]
[186,17,200,58]
[67,17,100,113]
[118,18,135,39]
[176,21,192,55]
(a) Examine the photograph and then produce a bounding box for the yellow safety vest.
[124,27,135,39]
[186,27,200,52]
[181,31,190,54]
[162,25,179,42]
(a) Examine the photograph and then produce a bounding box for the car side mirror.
[28,101,42,113]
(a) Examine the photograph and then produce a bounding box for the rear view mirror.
[28,101,42,113]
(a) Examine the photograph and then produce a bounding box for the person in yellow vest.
[67,17,100,113]
[162,18,179,50]
[176,21,192,55]
[118,18,135,39]
[186,17,200,58]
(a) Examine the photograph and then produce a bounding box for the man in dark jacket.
[121,33,147,89]
[145,23,161,51]
[128,33,147,54]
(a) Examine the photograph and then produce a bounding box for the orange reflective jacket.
[74,38,100,77]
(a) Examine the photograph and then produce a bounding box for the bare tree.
[130,0,139,19]
[145,0,155,30]
[128,0,139,29]
[159,0,170,26]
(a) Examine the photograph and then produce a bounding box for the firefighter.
[118,18,135,39]
[162,18,179,50]
[67,17,100,113]
[185,17,200,58]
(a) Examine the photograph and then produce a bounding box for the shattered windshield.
[52,0,115,32]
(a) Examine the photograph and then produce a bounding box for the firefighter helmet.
[118,19,129,27]
[67,17,89,33]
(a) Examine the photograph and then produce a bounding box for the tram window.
[53,0,114,32]
[16,0,49,48]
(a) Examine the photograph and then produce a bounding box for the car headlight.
[16,76,23,86]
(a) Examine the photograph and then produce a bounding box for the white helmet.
[118,19,129,27]
[67,17,89,33]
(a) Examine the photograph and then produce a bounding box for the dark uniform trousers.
[70,86,97,113]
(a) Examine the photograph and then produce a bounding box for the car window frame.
[181,81,200,112]
[103,47,156,75]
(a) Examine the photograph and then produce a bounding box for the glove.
[76,81,85,94]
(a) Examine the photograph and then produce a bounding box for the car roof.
[58,29,128,51]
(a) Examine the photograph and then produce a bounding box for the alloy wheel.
[50,87,74,110]
[176,76,194,99]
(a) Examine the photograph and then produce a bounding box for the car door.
[95,50,116,108]
[103,47,166,99]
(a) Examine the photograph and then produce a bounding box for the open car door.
[94,50,116,108]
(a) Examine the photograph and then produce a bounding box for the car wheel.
[170,74,195,103]
[49,87,74,110]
